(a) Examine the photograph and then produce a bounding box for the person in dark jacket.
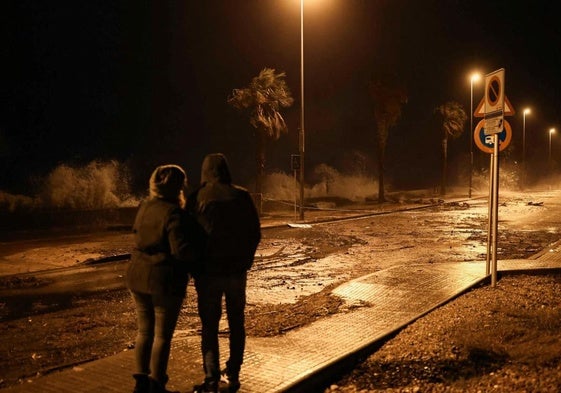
[126,164,204,393]
[188,153,261,393]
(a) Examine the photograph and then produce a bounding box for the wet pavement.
[3,195,561,393]
[4,236,561,393]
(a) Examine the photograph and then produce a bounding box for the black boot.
[149,377,180,393]
[132,374,150,393]
[192,379,218,393]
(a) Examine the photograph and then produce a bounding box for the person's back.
[189,153,261,274]
[127,197,190,295]
[189,153,260,393]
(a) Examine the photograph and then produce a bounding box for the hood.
[200,153,232,185]
[149,164,187,204]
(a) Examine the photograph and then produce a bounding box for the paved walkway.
[3,202,561,393]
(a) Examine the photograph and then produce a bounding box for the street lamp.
[298,0,305,220]
[549,128,556,166]
[522,108,531,165]
[468,72,481,198]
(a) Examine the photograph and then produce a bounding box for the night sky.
[2,0,561,194]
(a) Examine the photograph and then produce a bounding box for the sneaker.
[220,368,240,393]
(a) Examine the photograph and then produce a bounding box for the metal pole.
[294,170,297,219]
[549,130,552,165]
[491,134,499,287]
[486,152,493,276]
[522,112,526,165]
[469,79,473,198]
[298,0,305,220]
[522,112,527,189]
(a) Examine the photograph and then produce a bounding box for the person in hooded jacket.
[187,153,261,393]
[126,164,205,393]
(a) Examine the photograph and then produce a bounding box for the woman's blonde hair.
[149,164,187,207]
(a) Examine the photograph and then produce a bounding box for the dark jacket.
[126,198,204,297]
[187,153,261,275]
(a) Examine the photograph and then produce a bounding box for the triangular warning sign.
[474,96,515,118]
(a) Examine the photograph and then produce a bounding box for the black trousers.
[194,272,247,383]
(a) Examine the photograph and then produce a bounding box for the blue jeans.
[194,273,247,383]
[130,291,183,384]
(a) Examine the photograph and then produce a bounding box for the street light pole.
[523,108,530,165]
[549,128,555,166]
[299,0,305,220]
[468,72,480,198]
[521,108,531,189]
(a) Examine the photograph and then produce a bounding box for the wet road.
[2,189,560,307]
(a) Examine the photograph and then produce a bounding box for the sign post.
[473,69,516,286]
[491,134,499,286]
[479,68,507,286]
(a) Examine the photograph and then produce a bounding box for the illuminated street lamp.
[468,72,481,198]
[549,128,556,165]
[522,108,531,165]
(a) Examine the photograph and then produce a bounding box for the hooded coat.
[188,153,261,275]
[126,165,205,297]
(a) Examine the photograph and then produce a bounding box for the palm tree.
[227,68,294,196]
[369,75,407,203]
[434,101,467,196]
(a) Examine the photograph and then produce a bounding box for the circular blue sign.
[474,120,512,153]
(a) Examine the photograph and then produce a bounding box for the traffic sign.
[483,69,505,135]
[474,96,515,117]
[484,69,505,114]
[474,119,512,153]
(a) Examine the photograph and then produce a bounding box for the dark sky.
[2,0,561,193]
